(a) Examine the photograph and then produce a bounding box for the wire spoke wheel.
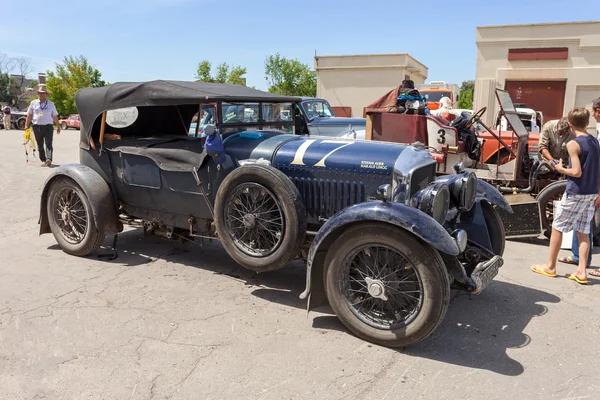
[340,244,424,330]
[225,183,284,257]
[54,187,88,244]
[325,223,450,348]
[46,177,105,257]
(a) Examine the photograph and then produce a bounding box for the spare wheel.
[214,164,307,273]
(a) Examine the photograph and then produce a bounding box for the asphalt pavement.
[1,128,599,400]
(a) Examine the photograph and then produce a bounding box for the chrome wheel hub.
[365,277,388,301]
[61,209,70,223]
[242,213,256,228]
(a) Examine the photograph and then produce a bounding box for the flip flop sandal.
[565,273,588,285]
[589,269,600,277]
[531,265,557,278]
[558,256,578,265]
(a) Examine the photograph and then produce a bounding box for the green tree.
[45,55,108,117]
[457,80,475,110]
[194,61,247,86]
[264,53,316,97]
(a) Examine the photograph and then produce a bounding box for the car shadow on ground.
[47,227,311,297]
[310,280,561,376]
[47,228,562,376]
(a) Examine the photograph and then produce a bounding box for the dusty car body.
[299,97,366,137]
[59,114,81,130]
[38,80,509,348]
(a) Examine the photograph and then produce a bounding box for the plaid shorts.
[552,193,597,234]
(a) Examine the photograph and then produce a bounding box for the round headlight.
[411,183,450,224]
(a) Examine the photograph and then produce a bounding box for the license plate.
[470,255,502,295]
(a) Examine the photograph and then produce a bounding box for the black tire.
[214,164,307,273]
[16,118,26,130]
[481,201,505,256]
[47,177,105,256]
[60,122,68,130]
[537,180,566,238]
[537,180,600,239]
[324,223,450,348]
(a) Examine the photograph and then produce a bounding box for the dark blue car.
[299,97,366,137]
[38,81,510,348]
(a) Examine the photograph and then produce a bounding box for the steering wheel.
[465,106,487,129]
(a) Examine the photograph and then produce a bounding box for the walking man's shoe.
[45,159,51,167]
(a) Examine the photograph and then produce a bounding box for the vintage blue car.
[299,97,366,137]
[38,81,510,348]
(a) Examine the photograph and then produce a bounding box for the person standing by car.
[2,104,10,130]
[538,117,575,166]
[24,84,61,166]
[532,108,599,285]
[561,98,600,273]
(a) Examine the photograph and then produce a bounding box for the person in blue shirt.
[532,108,600,284]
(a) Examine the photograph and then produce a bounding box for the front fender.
[476,179,512,213]
[39,164,120,235]
[299,201,460,305]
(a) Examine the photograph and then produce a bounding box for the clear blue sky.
[1,0,596,91]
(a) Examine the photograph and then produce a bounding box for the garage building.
[474,21,600,133]
[314,53,428,118]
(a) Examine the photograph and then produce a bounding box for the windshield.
[421,91,452,102]
[301,100,334,119]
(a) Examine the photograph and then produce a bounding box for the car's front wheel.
[324,223,450,348]
[60,122,68,130]
[47,177,105,256]
[16,118,25,130]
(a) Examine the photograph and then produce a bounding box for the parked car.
[0,107,27,130]
[58,114,81,130]
[361,88,600,239]
[299,97,366,137]
[38,80,509,348]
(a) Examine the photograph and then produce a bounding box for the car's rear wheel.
[324,223,450,348]
[16,118,26,130]
[60,122,68,130]
[214,164,306,273]
[47,177,105,256]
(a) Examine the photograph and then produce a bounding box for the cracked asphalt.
[1,129,600,400]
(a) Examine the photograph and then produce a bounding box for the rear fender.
[39,164,120,235]
[299,201,460,309]
[476,179,512,213]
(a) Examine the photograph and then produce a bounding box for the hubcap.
[242,213,256,228]
[365,277,388,301]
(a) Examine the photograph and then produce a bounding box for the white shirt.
[27,99,58,125]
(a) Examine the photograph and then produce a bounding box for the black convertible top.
[75,80,301,141]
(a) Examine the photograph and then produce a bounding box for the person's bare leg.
[574,231,589,280]
[535,228,563,274]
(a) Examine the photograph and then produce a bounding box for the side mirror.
[203,124,216,136]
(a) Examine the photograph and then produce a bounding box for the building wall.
[315,54,428,118]
[474,21,600,133]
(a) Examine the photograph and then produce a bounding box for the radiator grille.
[292,177,366,219]
[409,164,436,197]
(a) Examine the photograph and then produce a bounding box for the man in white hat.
[24,84,61,166]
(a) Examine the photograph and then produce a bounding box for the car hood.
[313,117,366,127]
[223,131,432,178]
